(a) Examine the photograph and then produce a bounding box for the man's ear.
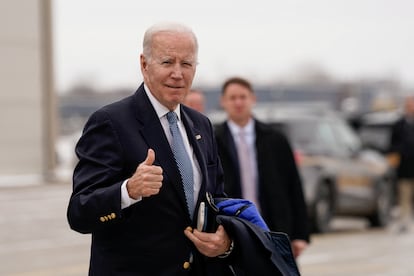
[140,54,147,71]
[252,93,257,104]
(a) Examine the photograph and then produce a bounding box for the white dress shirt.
[227,119,259,207]
[121,85,202,209]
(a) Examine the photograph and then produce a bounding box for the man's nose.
[171,63,184,78]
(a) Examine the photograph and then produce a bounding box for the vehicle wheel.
[312,183,333,233]
[368,180,392,227]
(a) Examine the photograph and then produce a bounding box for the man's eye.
[181,62,194,68]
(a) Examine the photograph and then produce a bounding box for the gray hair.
[142,22,198,61]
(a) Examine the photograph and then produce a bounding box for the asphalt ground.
[1,182,414,276]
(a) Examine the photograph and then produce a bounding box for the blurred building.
[0,0,56,186]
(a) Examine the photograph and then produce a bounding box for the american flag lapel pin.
[195,134,202,140]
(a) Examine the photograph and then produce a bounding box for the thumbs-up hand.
[127,149,163,199]
[143,148,156,166]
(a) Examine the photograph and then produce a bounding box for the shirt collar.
[227,118,255,136]
[144,83,181,120]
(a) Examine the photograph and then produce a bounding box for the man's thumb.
[143,148,155,165]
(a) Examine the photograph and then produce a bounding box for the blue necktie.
[166,111,194,218]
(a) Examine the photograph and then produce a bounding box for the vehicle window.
[332,120,362,154]
[286,120,337,154]
[315,121,338,153]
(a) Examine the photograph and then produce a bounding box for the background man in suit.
[215,77,310,258]
[389,95,414,233]
[67,22,233,275]
[184,89,206,113]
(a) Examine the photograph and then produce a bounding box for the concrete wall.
[0,0,56,185]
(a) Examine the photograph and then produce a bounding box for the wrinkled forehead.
[152,32,197,59]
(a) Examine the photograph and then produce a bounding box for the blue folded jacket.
[215,198,270,231]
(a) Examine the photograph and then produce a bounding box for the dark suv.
[209,103,394,233]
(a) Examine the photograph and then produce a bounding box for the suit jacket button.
[183,261,190,270]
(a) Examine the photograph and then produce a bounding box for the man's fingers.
[141,187,162,197]
[184,227,229,257]
[184,227,196,242]
[216,225,225,234]
[143,148,155,165]
[136,149,162,175]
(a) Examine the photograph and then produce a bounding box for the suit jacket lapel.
[254,120,269,167]
[181,109,207,206]
[218,122,242,196]
[223,122,240,177]
[132,85,189,216]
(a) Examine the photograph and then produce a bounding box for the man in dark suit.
[214,77,310,258]
[389,95,414,233]
[67,22,233,275]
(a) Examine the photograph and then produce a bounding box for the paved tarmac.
[1,182,414,276]
[0,182,89,276]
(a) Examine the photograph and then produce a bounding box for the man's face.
[141,32,197,110]
[184,92,205,113]
[220,83,256,124]
[405,96,414,116]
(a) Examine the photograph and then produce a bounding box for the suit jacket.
[215,120,310,242]
[390,117,414,178]
[67,83,230,276]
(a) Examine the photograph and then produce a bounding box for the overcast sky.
[53,0,414,92]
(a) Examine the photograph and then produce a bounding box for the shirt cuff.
[121,179,142,209]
